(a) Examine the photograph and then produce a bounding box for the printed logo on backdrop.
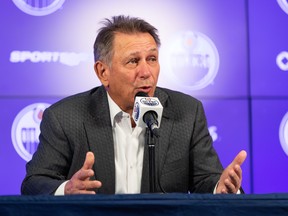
[277,0,288,15]
[276,51,288,71]
[12,0,65,16]
[10,51,91,66]
[279,112,288,156]
[167,31,220,90]
[11,103,50,161]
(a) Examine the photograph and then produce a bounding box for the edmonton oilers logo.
[167,31,219,90]
[12,0,65,16]
[277,0,288,15]
[11,103,50,161]
[279,112,288,156]
[140,98,159,106]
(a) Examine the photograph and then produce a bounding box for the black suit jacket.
[21,86,223,195]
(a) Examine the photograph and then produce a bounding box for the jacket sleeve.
[189,101,223,193]
[21,107,73,195]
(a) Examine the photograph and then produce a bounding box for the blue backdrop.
[0,0,288,195]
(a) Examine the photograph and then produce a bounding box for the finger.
[78,169,94,181]
[76,190,96,195]
[224,178,237,193]
[66,177,102,194]
[83,152,95,170]
[228,170,240,189]
[232,150,247,166]
[85,180,102,191]
[66,186,97,195]
[65,179,87,194]
[76,179,101,190]
[75,181,102,194]
[233,164,242,180]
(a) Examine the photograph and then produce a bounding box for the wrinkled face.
[96,32,160,114]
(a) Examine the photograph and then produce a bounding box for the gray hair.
[93,15,161,64]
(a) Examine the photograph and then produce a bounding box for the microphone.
[132,92,163,137]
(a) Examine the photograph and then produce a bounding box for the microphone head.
[132,92,163,129]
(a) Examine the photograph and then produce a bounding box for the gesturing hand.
[65,152,102,194]
[216,150,247,194]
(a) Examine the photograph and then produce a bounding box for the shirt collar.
[107,92,123,127]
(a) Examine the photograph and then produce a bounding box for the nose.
[138,60,152,79]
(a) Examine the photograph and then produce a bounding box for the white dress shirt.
[107,93,145,194]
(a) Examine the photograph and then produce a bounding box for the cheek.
[110,73,135,92]
[152,66,160,81]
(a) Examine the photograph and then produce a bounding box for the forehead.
[113,32,158,54]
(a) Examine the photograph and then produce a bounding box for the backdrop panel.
[202,99,251,193]
[249,0,288,97]
[1,0,288,195]
[0,98,60,195]
[252,99,288,193]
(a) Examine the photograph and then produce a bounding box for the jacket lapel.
[83,86,115,194]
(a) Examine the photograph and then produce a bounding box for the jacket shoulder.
[156,87,201,106]
[48,87,101,111]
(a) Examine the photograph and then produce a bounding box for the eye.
[148,56,157,63]
[127,58,139,64]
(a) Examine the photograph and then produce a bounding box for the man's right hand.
[64,152,102,194]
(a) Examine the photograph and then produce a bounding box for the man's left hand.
[216,150,247,194]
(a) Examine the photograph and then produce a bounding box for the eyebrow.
[128,48,158,56]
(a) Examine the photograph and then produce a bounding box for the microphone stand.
[145,128,157,193]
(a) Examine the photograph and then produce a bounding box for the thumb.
[231,150,247,167]
[83,151,95,170]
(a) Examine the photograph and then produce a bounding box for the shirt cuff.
[54,181,69,196]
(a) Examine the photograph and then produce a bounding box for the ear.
[94,61,109,87]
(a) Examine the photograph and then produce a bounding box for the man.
[21,15,247,195]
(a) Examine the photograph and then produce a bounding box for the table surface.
[1,193,288,216]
